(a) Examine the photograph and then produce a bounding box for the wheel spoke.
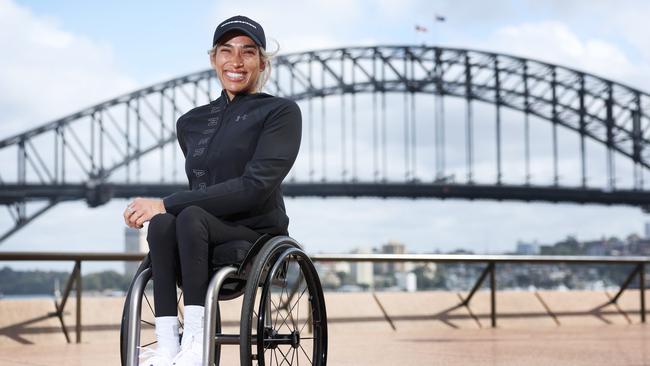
[276,345,291,366]
[273,270,287,326]
[273,264,290,331]
[298,315,310,334]
[289,346,296,365]
[295,283,300,332]
[141,340,157,348]
[276,285,307,332]
[299,344,313,364]
[140,319,154,327]
[286,270,305,331]
[271,297,283,329]
[143,292,154,317]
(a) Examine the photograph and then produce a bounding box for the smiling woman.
[123,14,302,366]
[210,35,265,99]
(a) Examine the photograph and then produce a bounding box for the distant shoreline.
[0,291,127,300]
[1,294,52,300]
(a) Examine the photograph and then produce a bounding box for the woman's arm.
[122,116,187,229]
[162,101,302,216]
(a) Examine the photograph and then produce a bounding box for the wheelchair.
[120,235,328,366]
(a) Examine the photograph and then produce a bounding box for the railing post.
[490,262,496,328]
[640,263,646,323]
[75,260,82,343]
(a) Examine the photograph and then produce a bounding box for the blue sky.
[2,0,650,273]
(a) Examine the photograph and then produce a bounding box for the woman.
[123,15,301,366]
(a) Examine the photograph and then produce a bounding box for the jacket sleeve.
[162,101,302,216]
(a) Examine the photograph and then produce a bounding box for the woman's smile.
[211,34,264,100]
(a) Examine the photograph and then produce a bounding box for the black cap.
[212,15,266,49]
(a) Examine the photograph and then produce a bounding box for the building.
[515,241,539,255]
[380,240,406,274]
[315,260,351,289]
[124,225,148,278]
[350,247,373,289]
[395,272,417,292]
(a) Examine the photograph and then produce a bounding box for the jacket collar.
[220,89,258,105]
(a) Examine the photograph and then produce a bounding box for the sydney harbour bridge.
[1,45,650,243]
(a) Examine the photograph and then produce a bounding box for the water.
[0,293,52,300]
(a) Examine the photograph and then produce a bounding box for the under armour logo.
[235,114,248,122]
[192,169,206,177]
[198,182,207,191]
[202,128,216,135]
[207,117,219,127]
[192,148,205,157]
[197,137,210,145]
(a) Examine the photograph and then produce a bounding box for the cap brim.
[214,26,264,48]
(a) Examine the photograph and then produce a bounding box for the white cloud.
[0,0,136,138]
[210,0,365,53]
[3,1,650,270]
[485,21,646,87]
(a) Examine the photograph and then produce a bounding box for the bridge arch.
[1,45,649,241]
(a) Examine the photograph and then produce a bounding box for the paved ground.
[1,290,649,365]
[1,324,649,365]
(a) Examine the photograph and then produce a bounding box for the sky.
[2,0,650,273]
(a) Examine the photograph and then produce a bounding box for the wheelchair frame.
[121,235,328,366]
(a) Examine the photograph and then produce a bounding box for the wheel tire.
[239,237,328,365]
[240,237,297,365]
[257,248,328,366]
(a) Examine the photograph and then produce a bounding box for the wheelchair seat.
[207,233,273,300]
[210,233,273,271]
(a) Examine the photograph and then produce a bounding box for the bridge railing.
[0,252,647,342]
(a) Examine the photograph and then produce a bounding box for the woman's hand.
[123,198,166,229]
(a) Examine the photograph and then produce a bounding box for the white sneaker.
[172,305,205,366]
[171,333,203,366]
[138,347,173,366]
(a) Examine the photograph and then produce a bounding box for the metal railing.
[0,252,143,343]
[0,252,648,342]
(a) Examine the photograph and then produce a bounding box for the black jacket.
[162,90,302,235]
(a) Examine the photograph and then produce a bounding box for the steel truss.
[1,45,650,242]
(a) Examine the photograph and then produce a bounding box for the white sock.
[181,305,205,348]
[155,316,180,357]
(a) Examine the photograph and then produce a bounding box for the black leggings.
[146,205,261,317]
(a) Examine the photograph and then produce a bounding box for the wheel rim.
[256,248,326,365]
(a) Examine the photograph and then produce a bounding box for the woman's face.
[211,33,264,100]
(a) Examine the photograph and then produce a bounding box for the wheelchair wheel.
[240,237,328,365]
[119,256,222,366]
[120,255,153,366]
